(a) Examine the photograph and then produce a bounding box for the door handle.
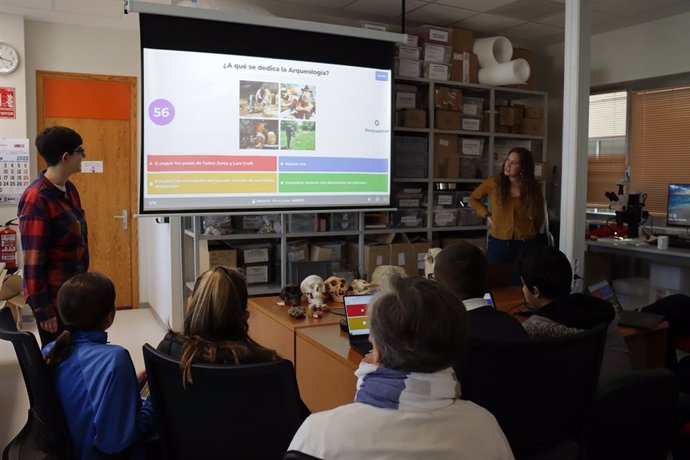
[113,209,128,230]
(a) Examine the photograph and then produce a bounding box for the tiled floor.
[0,308,166,450]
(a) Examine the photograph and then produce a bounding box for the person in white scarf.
[288,275,514,460]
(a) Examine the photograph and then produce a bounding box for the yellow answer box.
[147,173,277,194]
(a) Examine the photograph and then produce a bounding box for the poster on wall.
[0,139,30,204]
[0,87,16,119]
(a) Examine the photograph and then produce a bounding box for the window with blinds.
[630,84,690,217]
[587,91,627,207]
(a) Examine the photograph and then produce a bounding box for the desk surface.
[248,296,344,330]
[587,238,690,263]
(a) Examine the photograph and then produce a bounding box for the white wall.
[0,13,26,227]
[536,10,690,213]
[20,18,176,324]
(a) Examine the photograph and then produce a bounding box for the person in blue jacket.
[43,272,155,459]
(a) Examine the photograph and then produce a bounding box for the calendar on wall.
[0,138,31,204]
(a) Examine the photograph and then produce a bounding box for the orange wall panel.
[44,78,130,120]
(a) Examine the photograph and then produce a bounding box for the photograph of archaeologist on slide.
[239,81,279,118]
[280,84,316,120]
[239,119,279,150]
[280,121,315,151]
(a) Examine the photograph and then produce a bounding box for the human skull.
[370,265,407,287]
[300,274,326,308]
[351,279,372,295]
[424,248,443,279]
[324,276,349,303]
[280,284,302,306]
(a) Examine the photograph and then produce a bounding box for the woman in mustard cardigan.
[469,147,545,266]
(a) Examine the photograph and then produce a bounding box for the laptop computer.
[343,294,374,356]
[587,280,665,329]
[483,291,495,307]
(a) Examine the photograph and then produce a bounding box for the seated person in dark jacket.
[44,273,155,460]
[518,247,631,385]
[158,266,278,385]
[434,243,528,341]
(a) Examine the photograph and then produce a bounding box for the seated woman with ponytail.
[157,266,278,385]
[43,272,155,460]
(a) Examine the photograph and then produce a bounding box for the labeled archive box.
[434,87,462,111]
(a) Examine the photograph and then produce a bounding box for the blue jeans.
[487,236,545,285]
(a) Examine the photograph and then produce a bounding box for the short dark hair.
[434,243,487,300]
[518,247,572,299]
[58,272,115,330]
[369,275,468,373]
[35,126,83,166]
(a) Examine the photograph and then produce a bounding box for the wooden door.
[36,71,139,308]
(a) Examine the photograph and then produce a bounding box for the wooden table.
[295,325,360,413]
[492,285,669,370]
[247,296,343,363]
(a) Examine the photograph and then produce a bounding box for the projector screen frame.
[136,8,401,216]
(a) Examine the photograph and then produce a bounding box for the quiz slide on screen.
[142,49,392,210]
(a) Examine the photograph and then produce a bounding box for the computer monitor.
[667,184,690,227]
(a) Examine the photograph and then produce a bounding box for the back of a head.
[184,266,249,341]
[519,246,572,299]
[58,272,116,331]
[369,275,468,373]
[434,243,487,300]
[35,126,82,167]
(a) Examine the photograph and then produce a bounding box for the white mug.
[657,235,669,250]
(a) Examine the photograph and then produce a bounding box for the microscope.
[605,178,648,238]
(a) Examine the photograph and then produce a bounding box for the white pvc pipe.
[473,36,513,68]
[477,58,530,86]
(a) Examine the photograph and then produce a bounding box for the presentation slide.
[141,48,392,213]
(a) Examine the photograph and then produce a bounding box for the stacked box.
[519,105,545,136]
[235,242,272,285]
[400,108,427,128]
[434,87,462,111]
[394,136,428,178]
[414,25,452,45]
[450,51,478,84]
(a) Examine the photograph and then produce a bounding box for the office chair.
[581,368,679,460]
[143,344,308,460]
[455,322,608,460]
[282,451,322,460]
[0,307,72,460]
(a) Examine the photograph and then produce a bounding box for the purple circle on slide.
[148,99,175,126]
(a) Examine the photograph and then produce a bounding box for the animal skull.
[424,248,443,279]
[370,265,407,287]
[351,279,373,295]
[279,284,302,306]
[324,276,349,303]
[300,274,326,308]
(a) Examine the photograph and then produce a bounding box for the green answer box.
[278,173,388,192]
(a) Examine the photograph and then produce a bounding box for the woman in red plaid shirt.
[18,126,89,346]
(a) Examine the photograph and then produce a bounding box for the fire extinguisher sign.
[0,138,31,204]
[0,87,16,119]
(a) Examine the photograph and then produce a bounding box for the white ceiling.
[1,0,690,48]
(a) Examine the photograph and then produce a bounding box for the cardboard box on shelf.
[460,138,484,156]
[236,242,272,265]
[395,58,421,78]
[347,241,391,281]
[498,106,517,126]
[408,239,432,276]
[424,63,449,80]
[450,27,474,53]
[208,247,238,269]
[524,106,543,119]
[389,233,411,272]
[461,116,482,132]
[434,151,460,179]
[462,96,484,116]
[422,43,452,64]
[435,110,461,130]
[286,239,309,263]
[396,45,421,61]
[311,242,345,262]
[364,212,390,229]
[520,117,545,136]
[534,162,546,181]
[434,87,462,111]
[396,91,417,110]
[245,264,270,285]
[401,109,427,128]
[414,24,452,45]
[450,52,478,84]
[435,133,458,155]
[404,34,419,47]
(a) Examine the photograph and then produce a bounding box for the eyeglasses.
[72,147,86,158]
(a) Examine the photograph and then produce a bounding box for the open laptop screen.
[344,294,373,336]
[483,292,495,307]
[587,280,623,313]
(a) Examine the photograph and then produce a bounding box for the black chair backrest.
[143,344,307,460]
[455,322,608,457]
[283,451,322,460]
[0,307,72,458]
[582,368,679,460]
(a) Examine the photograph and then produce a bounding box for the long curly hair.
[496,147,540,219]
[177,267,276,385]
